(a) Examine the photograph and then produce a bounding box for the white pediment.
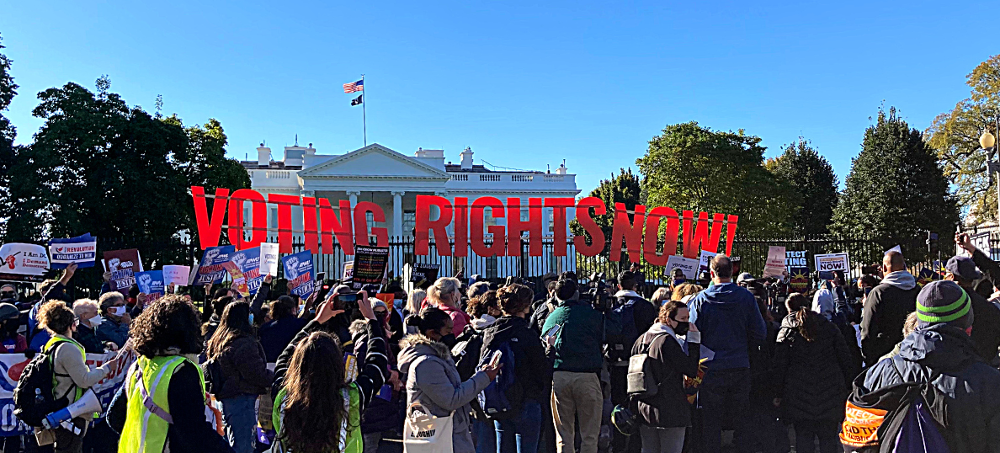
[298,144,450,180]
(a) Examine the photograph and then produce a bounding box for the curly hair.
[131,295,204,358]
[670,283,702,301]
[466,291,499,318]
[497,284,533,316]
[657,300,688,325]
[38,300,75,334]
[279,331,350,453]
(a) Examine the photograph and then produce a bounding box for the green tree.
[636,122,798,238]
[0,33,18,239]
[927,55,1000,221]
[831,107,959,256]
[571,168,643,240]
[765,138,838,235]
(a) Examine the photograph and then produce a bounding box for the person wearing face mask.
[71,299,107,353]
[96,291,131,349]
[428,277,471,339]
[0,302,26,353]
[0,283,19,305]
[397,307,500,453]
[632,299,701,453]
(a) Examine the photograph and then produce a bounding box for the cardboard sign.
[698,250,717,274]
[352,246,390,290]
[162,265,190,287]
[260,243,279,276]
[48,234,97,269]
[788,267,810,291]
[229,247,264,295]
[785,251,807,270]
[282,251,315,298]
[763,246,786,278]
[0,243,50,282]
[410,263,440,285]
[135,270,164,301]
[815,253,850,273]
[885,245,902,255]
[222,262,250,298]
[666,255,699,280]
[194,245,235,285]
[101,249,143,291]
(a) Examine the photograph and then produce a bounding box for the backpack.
[202,356,226,395]
[626,332,667,400]
[477,338,522,420]
[452,326,485,381]
[13,341,71,427]
[606,297,641,363]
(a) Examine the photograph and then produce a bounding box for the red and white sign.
[0,243,50,282]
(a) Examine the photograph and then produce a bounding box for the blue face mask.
[673,279,686,287]
[394,299,404,310]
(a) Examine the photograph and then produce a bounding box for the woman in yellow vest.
[270,293,389,453]
[36,300,118,453]
[106,295,234,453]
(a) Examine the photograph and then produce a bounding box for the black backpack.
[202,355,226,395]
[452,326,484,381]
[13,341,72,427]
[606,297,642,363]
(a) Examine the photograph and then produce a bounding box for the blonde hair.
[407,289,427,314]
[671,283,702,301]
[72,299,100,318]
[428,277,462,309]
[651,288,671,306]
[903,311,919,337]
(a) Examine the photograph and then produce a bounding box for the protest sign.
[351,246,390,290]
[410,263,440,286]
[48,234,97,269]
[885,245,902,255]
[229,247,264,295]
[187,264,200,286]
[343,261,354,282]
[101,249,143,291]
[260,243,279,276]
[917,268,940,287]
[666,255,699,280]
[815,253,850,274]
[969,232,991,257]
[376,293,394,307]
[194,246,235,285]
[0,243,49,282]
[162,265,190,287]
[222,262,250,297]
[731,256,741,275]
[785,251,807,270]
[788,267,810,291]
[698,250,717,274]
[0,349,136,436]
[282,251,315,298]
[135,270,164,302]
[763,246,786,278]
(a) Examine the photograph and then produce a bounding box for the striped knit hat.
[916,280,974,329]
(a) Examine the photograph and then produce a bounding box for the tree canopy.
[765,138,838,235]
[0,33,17,239]
[571,168,642,241]
[832,107,959,252]
[636,122,798,238]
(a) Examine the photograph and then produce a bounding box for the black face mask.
[0,292,15,301]
[672,320,690,336]
[440,333,457,348]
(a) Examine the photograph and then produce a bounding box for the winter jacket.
[212,335,273,399]
[814,291,864,375]
[965,285,1000,366]
[857,324,1000,453]
[861,270,918,364]
[74,324,105,354]
[50,335,112,420]
[688,282,766,370]
[749,319,780,404]
[439,303,472,337]
[350,320,399,434]
[96,317,129,348]
[480,316,551,407]
[633,323,701,428]
[773,314,853,421]
[529,298,557,335]
[452,316,497,381]
[258,316,309,363]
[398,334,492,453]
[542,297,606,373]
[609,290,658,365]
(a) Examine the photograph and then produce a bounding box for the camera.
[580,272,611,312]
[333,292,360,312]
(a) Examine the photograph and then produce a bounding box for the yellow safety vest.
[272,383,362,453]
[118,355,206,453]
[45,336,86,404]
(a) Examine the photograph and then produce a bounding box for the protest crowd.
[2,233,1000,453]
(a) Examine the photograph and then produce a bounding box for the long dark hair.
[206,301,253,358]
[280,331,350,453]
[786,293,819,342]
[132,296,204,358]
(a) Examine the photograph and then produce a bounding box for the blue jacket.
[688,282,766,370]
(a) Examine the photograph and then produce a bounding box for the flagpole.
[361,74,368,146]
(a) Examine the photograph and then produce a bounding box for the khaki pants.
[551,371,602,453]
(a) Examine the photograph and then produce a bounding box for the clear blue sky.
[1,0,995,194]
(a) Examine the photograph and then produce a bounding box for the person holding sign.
[860,251,918,364]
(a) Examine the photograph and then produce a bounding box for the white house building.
[242,142,581,279]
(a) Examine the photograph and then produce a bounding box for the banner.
[666,255,699,280]
[229,247,264,295]
[0,349,136,436]
[260,243,279,276]
[135,270,165,301]
[351,246,390,290]
[969,232,991,257]
[48,234,97,269]
[101,249,143,291]
[763,246,786,279]
[410,263,440,286]
[194,246,235,285]
[162,265,190,287]
[0,243,49,282]
[698,250,717,274]
[731,256,741,276]
[917,268,940,287]
[815,253,850,274]
[282,251,315,298]
[788,267,810,291]
[785,251,807,271]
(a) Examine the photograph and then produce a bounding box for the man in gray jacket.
[861,251,918,364]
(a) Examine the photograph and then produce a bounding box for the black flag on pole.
[351,94,363,106]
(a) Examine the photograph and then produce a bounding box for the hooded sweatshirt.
[398,334,491,453]
[688,282,766,370]
[812,288,835,321]
[860,270,918,364]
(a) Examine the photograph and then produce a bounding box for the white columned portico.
[391,191,405,238]
[347,190,360,208]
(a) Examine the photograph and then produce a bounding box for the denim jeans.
[475,419,498,453]
[638,425,685,453]
[221,394,259,453]
[495,399,543,453]
[699,368,751,453]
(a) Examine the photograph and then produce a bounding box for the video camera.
[579,272,611,312]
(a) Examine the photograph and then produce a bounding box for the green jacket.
[542,299,605,373]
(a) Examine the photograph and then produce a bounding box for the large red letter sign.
[642,206,680,266]
[415,195,454,256]
[192,186,229,250]
[682,211,725,258]
[268,194,301,253]
[574,197,606,257]
[354,201,389,247]
[546,198,575,257]
[506,198,543,257]
[471,197,506,257]
[319,199,354,255]
[227,189,267,250]
[609,203,645,263]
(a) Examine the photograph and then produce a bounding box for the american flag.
[343,79,364,93]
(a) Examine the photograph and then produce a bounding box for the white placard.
[763,246,786,278]
[666,255,699,280]
[260,243,279,276]
[814,253,850,273]
[698,250,717,272]
[162,265,191,287]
